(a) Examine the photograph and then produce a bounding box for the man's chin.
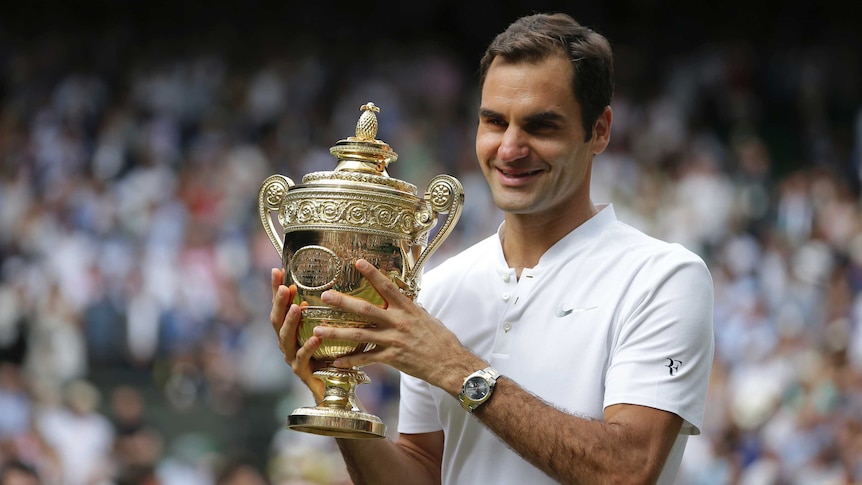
[497,203,536,215]
[491,193,534,212]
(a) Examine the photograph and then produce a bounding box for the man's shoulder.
[606,220,706,265]
[589,221,712,289]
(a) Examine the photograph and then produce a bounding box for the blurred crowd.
[2,5,862,485]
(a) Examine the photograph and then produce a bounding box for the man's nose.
[497,127,529,162]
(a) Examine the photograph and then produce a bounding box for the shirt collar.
[495,204,618,273]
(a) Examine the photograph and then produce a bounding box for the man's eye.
[528,122,557,132]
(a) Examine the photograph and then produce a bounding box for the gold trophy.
[258,102,464,438]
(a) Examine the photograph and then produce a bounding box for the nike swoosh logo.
[555,305,598,318]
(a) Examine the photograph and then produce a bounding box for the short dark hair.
[479,13,614,141]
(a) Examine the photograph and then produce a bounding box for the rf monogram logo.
[666,358,683,376]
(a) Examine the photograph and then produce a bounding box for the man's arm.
[385,344,681,484]
[336,431,444,485]
[474,378,682,484]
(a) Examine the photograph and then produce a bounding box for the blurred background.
[1,0,861,483]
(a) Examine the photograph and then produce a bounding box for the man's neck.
[500,202,599,278]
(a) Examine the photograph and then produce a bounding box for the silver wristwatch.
[458,367,500,412]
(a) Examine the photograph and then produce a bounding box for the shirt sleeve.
[396,272,449,435]
[603,250,715,435]
[397,371,443,434]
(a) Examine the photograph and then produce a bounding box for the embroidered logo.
[555,306,573,317]
[554,304,598,318]
[666,358,683,376]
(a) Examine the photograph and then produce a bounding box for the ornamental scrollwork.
[283,198,419,237]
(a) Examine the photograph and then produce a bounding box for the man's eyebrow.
[524,111,565,124]
[478,109,565,124]
[478,108,502,119]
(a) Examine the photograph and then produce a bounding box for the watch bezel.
[465,375,491,400]
[459,367,500,412]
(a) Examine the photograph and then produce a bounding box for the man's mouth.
[500,169,542,178]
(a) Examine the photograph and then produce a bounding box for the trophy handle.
[258,174,296,259]
[408,175,465,285]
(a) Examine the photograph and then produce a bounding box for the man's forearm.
[472,378,680,485]
[336,435,441,485]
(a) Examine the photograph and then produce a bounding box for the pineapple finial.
[355,102,380,141]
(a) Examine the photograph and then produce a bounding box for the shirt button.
[503,322,512,333]
[502,293,510,302]
[502,273,511,282]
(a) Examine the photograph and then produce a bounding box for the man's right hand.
[270,267,326,402]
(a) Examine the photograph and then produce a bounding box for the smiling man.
[271,12,715,485]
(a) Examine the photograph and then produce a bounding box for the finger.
[270,285,290,334]
[278,303,302,359]
[294,334,321,369]
[353,258,412,305]
[320,287,388,324]
[319,259,407,315]
[332,344,382,369]
[271,284,298,335]
[294,335,326,402]
[313,323,374,348]
[271,268,284,300]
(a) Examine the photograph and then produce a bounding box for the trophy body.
[258,103,463,438]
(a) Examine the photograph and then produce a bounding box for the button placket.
[492,269,517,356]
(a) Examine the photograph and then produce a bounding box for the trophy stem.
[287,366,387,439]
[317,367,368,410]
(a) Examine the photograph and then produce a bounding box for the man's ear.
[591,106,612,155]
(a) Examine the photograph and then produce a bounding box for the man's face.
[476,55,609,220]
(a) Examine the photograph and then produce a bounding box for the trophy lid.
[329,102,399,175]
[302,102,415,195]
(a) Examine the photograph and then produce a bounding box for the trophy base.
[287,406,386,439]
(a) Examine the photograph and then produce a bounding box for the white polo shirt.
[399,204,715,485]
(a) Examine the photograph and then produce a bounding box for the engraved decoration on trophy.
[258,102,464,439]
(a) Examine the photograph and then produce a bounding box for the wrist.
[437,353,489,396]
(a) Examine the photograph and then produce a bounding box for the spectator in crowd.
[35,379,115,485]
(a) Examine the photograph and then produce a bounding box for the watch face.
[465,376,490,400]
